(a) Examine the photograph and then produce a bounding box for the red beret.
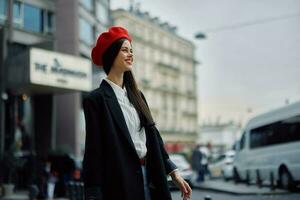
[91,26,132,67]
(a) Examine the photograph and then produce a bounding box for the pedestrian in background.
[83,26,192,200]
[200,145,210,179]
[191,144,204,182]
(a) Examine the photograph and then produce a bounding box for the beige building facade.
[112,8,198,144]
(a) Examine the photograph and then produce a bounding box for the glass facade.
[96,2,109,24]
[13,1,22,27]
[0,0,54,34]
[0,0,6,16]
[0,0,7,24]
[79,17,94,46]
[80,0,93,11]
[24,3,42,32]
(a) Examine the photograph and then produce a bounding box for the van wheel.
[246,170,250,185]
[280,168,295,191]
[256,170,262,188]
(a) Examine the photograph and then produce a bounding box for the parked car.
[208,150,235,180]
[167,154,194,188]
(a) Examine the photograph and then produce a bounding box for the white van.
[233,101,300,190]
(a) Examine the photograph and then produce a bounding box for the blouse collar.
[104,77,127,101]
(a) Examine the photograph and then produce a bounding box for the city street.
[171,178,300,200]
[1,0,300,200]
[171,189,300,200]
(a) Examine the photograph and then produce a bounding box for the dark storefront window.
[23,3,42,32]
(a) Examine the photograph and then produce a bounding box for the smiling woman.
[83,26,192,200]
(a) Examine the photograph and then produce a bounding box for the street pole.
[0,26,7,159]
[0,0,13,158]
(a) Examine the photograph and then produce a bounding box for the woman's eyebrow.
[121,47,133,50]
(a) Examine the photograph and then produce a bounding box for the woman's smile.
[125,59,133,65]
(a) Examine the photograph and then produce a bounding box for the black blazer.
[82,80,177,200]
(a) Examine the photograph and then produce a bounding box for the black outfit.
[83,80,177,200]
[191,148,204,182]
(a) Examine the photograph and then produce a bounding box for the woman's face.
[111,40,133,73]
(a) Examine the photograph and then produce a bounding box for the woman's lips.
[125,59,132,64]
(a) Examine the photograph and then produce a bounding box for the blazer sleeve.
[139,91,178,175]
[82,96,104,200]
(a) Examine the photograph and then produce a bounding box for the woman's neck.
[107,73,124,88]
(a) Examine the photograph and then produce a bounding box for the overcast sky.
[111,0,300,125]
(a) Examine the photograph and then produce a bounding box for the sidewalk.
[2,190,69,200]
[2,190,28,200]
[193,179,289,195]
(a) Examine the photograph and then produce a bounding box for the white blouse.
[104,78,147,159]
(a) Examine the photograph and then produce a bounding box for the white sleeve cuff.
[168,168,179,176]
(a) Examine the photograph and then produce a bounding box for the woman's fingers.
[182,181,192,199]
[179,180,192,199]
[184,181,192,195]
[172,174,192,199]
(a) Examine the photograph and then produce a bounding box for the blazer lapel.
[100,80,138,155]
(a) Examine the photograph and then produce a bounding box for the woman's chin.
[124,65,133,71]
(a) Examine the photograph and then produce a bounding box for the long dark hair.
[102,38,155,130]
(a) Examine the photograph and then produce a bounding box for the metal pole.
[0,27,7,159]
[0,0,13,158]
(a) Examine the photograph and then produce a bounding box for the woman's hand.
[170,170,192,200]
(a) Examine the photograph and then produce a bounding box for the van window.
[281,115,300,143]
[250,124,274,148]
[250,115,300,149]
[240,132,245,150]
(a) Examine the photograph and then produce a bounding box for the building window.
[43,11,54,34]
[24,3,42,32]
[0,0,7,24]
[0,1,53,34]
[0,0,6,16]
[79,17,94,46]
[13,1,22,27]
[80,0,93,11]
[96,2,109,25]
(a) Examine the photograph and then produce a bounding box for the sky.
[111,0,300,125]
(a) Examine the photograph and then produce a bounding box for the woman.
[83,26,192,200]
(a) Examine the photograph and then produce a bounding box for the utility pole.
[0,0,13,158]
[0,25,7,159]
